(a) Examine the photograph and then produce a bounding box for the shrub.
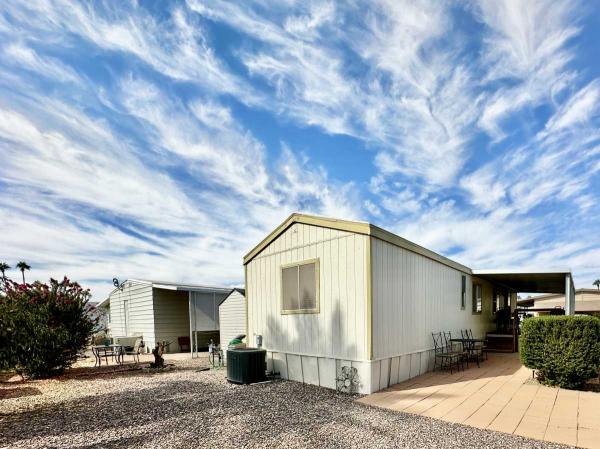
[520,315,600,389]
[0,277,96,378]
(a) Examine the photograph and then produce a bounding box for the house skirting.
[264,349,436,394]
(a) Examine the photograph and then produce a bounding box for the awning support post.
[565,274,575,315]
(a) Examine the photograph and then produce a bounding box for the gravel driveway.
[0,359,570,449]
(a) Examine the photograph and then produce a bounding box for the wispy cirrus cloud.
[0,0,599,297]
[476,0,581,139]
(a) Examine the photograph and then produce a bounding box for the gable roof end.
[243,213,471,274]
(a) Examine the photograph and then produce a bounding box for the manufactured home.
[244,214,576,394]
[106,279,231,354]
[518,288,600,314]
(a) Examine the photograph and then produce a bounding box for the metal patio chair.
[444,331,468,370]
[432,332,462,374]
[468,329,489,360]
[461,329,482,367]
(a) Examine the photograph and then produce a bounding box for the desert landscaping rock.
[1,358,570,449]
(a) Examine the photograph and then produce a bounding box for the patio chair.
[461,329,482,367]
[123,337,143,363]
[444,331,468,370]
[432,332,462,374]
[468,329,489,360]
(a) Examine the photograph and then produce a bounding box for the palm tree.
[0,262,9,280]
[16,261,30,284]
[594,279,600,290]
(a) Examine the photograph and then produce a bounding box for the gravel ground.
[0,359,571,449]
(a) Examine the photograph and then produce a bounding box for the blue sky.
[0,0,599,300]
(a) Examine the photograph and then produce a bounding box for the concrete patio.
[358,353,600,448]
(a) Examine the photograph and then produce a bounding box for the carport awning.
[471,270,571,294]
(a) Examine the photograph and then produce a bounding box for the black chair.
[432,332,462,374]
[444,331,468,370]
[468,329,488,360]
[461,329,482,367]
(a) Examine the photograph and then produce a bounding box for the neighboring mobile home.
[106,279,231,354]
[244,213,576,394]
[218,288,246,358]
[518,288,600,314]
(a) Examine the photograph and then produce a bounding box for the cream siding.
[246,222,369,361]
[371,238,494,360]
[108,281,155,349]
[219,290,246,353]
[153,289,190,352]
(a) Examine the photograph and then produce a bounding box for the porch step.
[485,333,515,352]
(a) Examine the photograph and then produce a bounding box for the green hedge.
[520,315,600,389]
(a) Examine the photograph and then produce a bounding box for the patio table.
[91,344,124,366]
[450,338,486,343]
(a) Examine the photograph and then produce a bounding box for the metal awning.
[127,278,231,294]
[472,269,576,315]
[471,269,570,294]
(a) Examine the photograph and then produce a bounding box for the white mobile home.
[244,214,575,394]
[218,288,246,357]
[107,279,231,354]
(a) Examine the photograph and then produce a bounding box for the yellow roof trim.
[243,213,472,274]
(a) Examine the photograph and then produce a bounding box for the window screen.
[473,284,482,313]
[299,263,316,310]
[282,266,299,311]
[281,260,319,313]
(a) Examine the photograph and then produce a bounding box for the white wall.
[108,281,155,349]
[219,290,248,350]
[219,290,246,354]
[153,288,190,352]
[247,222,369,361]
[371,237,494,360]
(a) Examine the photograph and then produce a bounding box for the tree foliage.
[0,277,96,378]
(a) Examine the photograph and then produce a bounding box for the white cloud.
[0,104,202,232]
[543,80,600,134]
[2,42,81,83]
[1,0,599,297]
[1,1,258,103]
[476,0,580,139]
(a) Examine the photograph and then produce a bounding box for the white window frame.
[280,258,320,315]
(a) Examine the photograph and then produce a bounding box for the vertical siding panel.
[339,235,348,357]
[331,236,340,357]
[245,224,369,362]
[322,230,331,356]
[347,235,356,359]
[355,235,365,359]
[370,238,490,360]
[317,238,325,356]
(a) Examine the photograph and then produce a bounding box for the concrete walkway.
[358,353,600,448]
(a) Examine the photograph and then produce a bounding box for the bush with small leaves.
[520,315,600,389]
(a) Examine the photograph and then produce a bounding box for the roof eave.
[243,213,471,274]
